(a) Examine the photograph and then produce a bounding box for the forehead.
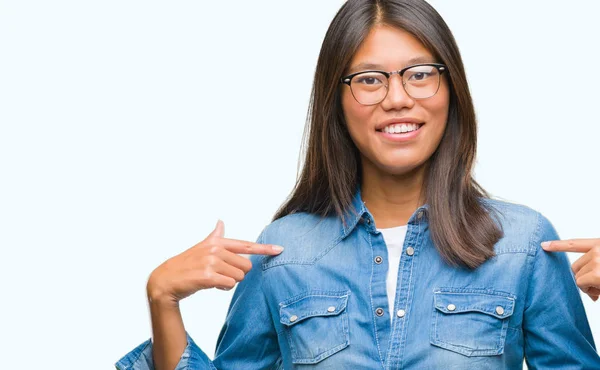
[348,25,435,72]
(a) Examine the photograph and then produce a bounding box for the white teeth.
[382,123,420,134]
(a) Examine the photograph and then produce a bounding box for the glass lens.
[350,72,388,105]
[403,65,440,99]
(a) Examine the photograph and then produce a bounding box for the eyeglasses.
[340,63,447,105]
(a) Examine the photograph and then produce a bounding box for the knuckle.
[198,270,214,282]
[242,260,253,273]
[225,279,237,289]
[204,255,220,267]
[209,245,222,255]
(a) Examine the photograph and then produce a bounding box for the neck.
[360,158,427,229]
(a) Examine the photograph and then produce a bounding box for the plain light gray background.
[1,1,599,368]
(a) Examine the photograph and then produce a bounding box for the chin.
[376,160,424,176]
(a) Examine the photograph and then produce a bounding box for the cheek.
[426,85,450,133]
[341,90,372,136]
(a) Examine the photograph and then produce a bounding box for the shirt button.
[375,308,384,317]
[327,306,336,313]
[396,309,406,318]
[367,219,371,225]
[447,304,456,311]
[496,306,505,315]
[374,256,383,264]
[406,247,415,256]
[290,315,298,322]
[417,210,424,219]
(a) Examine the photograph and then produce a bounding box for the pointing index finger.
[542,239,599,253]
[221,238,284,255]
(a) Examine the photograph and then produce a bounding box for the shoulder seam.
[523,212,543,311]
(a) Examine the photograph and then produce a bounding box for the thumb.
[208,219,225,239]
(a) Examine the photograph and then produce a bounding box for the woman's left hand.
[542,239,600,301]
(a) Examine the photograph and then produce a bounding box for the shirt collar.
[339,186,429,239]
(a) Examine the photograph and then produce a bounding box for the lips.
[380,123,422,134]
[375,117,425,132]
[375,118,424,143]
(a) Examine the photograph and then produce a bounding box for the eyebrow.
[347,56,437,74]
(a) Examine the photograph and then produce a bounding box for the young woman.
[116,1,600,369]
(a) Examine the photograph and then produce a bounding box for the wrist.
[146,277,179,308]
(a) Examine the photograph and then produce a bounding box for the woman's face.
[341,25,450,176]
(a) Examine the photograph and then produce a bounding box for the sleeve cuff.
[115,333,215,370]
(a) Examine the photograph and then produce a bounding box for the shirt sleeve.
[523,213,600,369]
[115,333,215,370]
[115,230,281,370]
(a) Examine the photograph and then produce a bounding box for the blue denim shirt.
[116,192,600,369]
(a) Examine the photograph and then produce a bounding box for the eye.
[404,65,438,83]
[356,76,383,85]
[408,72,431,81]
[354,72,386,85]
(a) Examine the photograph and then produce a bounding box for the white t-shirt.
[378,225,408,321]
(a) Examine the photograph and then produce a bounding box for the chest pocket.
[430,288,516,357]
[279,291,350,364]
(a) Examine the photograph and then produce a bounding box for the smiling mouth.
[376,123,424,134]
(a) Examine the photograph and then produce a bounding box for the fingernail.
[541,241,551,249]
[272,245,284,253]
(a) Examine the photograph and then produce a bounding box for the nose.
[379,74,415,111]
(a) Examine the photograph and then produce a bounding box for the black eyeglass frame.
[340,63,448,104]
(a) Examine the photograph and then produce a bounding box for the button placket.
[387,223,425,367]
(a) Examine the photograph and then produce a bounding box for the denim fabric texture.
[116,190,600,369]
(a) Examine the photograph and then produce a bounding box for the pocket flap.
[279,292,349,326]
[434,289,515,319]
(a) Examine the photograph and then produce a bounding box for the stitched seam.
[262,236,345,271]
[280,309,345,325]
[401,221,421,366]
[122,340,151,370]
[279,291,350,308]
[286,307,350,363]
[367,229,384,368]
[431,283,512,356]
[433,338,502,352]
[292,342,349,364]
[494,250,530,255]
[524,212,543,311]
[434,305,513,313]
[434,288,516,298]
[256,232,282,369]
[433,342,500,356]
[393,218,422,369]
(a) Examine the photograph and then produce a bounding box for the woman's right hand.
[146,220,284,306]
